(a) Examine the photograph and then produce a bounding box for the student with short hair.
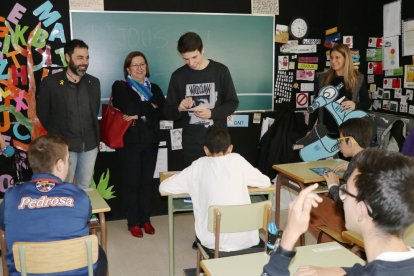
[159,126,270,252]
[262,148,414,275]
[309,117,374,242]
[164,32,239,167]
[324,117,374,202]
[0,134,107,276]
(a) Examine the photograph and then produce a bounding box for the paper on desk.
[312,244,342,253]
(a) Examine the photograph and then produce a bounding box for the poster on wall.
[367,62,383,75]
[402,19,414,56]
[274,71,293,104]
[404,65,414,88]
[251,0,279,15]
[383,0,401,38]
[382,36,400,70]
[69,0,103,10]
[0,1,68,191]
[366,48,382,61]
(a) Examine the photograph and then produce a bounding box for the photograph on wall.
[275,24,289,43]
[278,56,289,70]
[170,128,183,150]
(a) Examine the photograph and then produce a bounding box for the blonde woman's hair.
[322,43,359,96]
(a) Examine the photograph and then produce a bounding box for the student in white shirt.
[159,125,271,252]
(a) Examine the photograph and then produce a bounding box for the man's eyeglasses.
[339,184,374,218]
[338,184,357,201]
[337,136,353,143]
[130,63,146,69]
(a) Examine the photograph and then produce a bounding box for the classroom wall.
[274,0,414,118]
[0,0,412,218]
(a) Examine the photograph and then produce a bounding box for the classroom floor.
[105,209,316,275]
[0,210,317,275]
[0,175,309,275]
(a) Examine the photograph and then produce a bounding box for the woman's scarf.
[126,75,153,101]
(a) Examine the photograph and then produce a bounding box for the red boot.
[129,226,143,238]
[140,222,155,235]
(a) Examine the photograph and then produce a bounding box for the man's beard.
[68,59,88,77]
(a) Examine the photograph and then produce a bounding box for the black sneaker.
[192,240,197,250]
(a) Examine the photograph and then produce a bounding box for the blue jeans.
[66,147,98,189]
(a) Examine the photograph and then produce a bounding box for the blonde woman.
[308,43,370,138]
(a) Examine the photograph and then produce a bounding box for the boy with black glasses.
[263,148,414,275]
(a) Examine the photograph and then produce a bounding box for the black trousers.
[182,125,208,167]
[117,143,158,227]
[95,245,108,275]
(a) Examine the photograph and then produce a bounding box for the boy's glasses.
[339,184,374,218]
[337,136,353,143]
[338,184,357,201]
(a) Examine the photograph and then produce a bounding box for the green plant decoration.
[91,169,116,200]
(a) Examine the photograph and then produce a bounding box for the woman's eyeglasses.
[130,63,146,69]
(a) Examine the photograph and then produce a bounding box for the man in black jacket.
[263,148,414,275]
[37,39,100,190]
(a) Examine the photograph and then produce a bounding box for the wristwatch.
[275,245,296,257]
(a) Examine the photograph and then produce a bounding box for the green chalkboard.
[70,11,274,111]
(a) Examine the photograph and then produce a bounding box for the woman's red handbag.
[99,102,132,149]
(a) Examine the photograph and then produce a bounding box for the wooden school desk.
[86,188,111,253]
[272,159,348,226]
[342,223,414,249]
[201,241,365,276]
[159,171,275,276]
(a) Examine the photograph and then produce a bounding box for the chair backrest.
[207,200,271,257]
[12,235,99,276]
[404,223,414,246]
[208,200,271,234]
[0,229,9,276]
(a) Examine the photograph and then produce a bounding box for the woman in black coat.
[112,51,165,238]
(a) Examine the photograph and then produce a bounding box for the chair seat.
[199,239,265,259]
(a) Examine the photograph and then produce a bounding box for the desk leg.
[99,212,107,253]
[275,174,288,226]
[168,196,174,276]
[268,190,274,219]
[275,175,306,245]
